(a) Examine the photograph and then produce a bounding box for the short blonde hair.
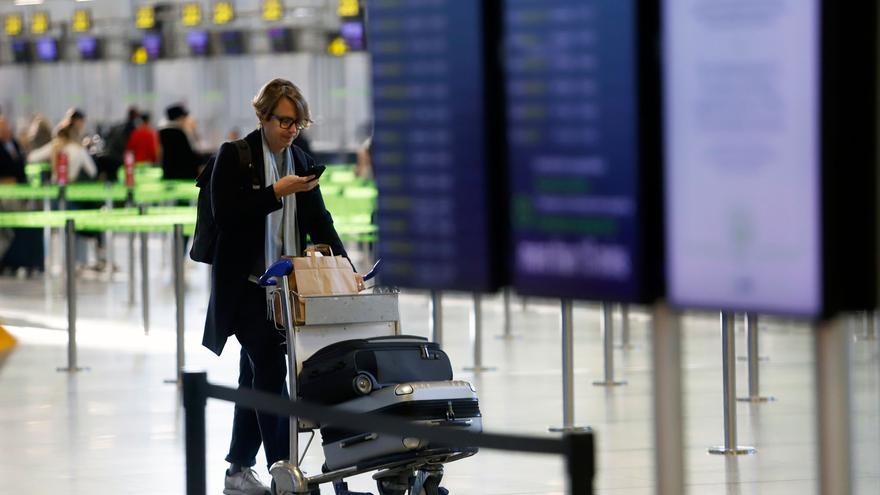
[252,78,312,129]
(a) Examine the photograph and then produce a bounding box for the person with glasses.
[204,78,363,495]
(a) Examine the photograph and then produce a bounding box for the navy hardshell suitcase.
[320,380,482,471]
[299,336,453,405]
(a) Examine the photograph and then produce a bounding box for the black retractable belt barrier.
[182,371,595,495]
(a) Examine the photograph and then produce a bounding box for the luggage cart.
[259,259,477,495]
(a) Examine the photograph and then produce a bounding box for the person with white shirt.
[27,108,97,183]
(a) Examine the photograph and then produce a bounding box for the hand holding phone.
[303,164,326,182]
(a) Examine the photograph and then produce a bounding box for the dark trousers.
[225,284,290,469]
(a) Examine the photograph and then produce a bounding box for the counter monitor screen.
[142,32,162,59]
[341,20,365,50]
[35,37,58,62]
[78,36,100,60]
[506,0,644,301]
[186,30,209,56]
[11,39,30,63]
[664,0,821,316]
[219,31,245,55]
[268,27,293,53]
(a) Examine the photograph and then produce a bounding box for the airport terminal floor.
[0,238,878,495]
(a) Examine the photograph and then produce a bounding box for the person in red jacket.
[124,112,160,165]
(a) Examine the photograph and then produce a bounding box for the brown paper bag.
[290,246,358,296]
[273,244,357,326]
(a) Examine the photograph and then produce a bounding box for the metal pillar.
[140,229,150,335]
[42,197,51,276]
[708,312,755,455]
[652,303,684,495]
[550,299,589,433]
[497,287,517,339]
[815,317,853,495]
[617,304,634,349]
[869,311,878,340]
[103,194,114,279]
[594,302,626,386]
[464,293,495,372]
[128,232,136,305]
[165,225,186,385]
[853,311,877,342]
[429,290,443,346]
[57,219,85,372]
[737,313,774,403]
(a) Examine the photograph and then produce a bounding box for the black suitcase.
[299,336,453,405]
[320,380,482,471]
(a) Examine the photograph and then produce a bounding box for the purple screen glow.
[35,38,57,61]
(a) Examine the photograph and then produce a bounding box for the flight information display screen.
[367,0,502,291]
[506,0,644,301]
[664,0,821,316]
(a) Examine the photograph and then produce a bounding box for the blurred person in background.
[28,108,96,183]
[104,106,140,165]
[354,121,373,180]
[0,115,43,276]
[125,112,160,165]
[0,116,26,184]
[95,106,139,181]
[25,113,53,154]
[355,135,372,180]
[160,103,207,180]
[30,109,104,270]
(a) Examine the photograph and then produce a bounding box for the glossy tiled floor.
[0,236,878,494]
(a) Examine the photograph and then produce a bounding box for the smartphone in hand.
[303,164,326,182]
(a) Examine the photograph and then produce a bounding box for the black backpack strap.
[232,139,258,187]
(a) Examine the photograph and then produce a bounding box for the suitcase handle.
[435,419,473,427]
[339,432,378,448]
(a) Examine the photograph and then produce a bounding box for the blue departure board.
[367,0,503,291]
[506,0,650,301]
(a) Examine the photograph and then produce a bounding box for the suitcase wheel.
[352,373,374,396]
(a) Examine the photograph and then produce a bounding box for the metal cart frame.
[259,260,474,495]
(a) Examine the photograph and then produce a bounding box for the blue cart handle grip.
[258,258,293,287]
[363,258,382,282]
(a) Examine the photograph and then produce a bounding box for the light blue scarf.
[262,130,300,318]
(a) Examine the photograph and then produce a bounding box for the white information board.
[664,0,821,315]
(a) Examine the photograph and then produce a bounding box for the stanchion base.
[56,366,89,373]
[549,425,591,433]
[708,446,756,456]
[737,356,769,362]
[737,396,775,403]
[463,366,497,373]
[592,379,627,387]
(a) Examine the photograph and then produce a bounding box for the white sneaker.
[223,467,271,495]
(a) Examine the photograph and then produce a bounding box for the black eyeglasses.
[270,114,307,131]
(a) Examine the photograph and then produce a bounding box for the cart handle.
[363,258,382,282]
[258,258,293,287]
